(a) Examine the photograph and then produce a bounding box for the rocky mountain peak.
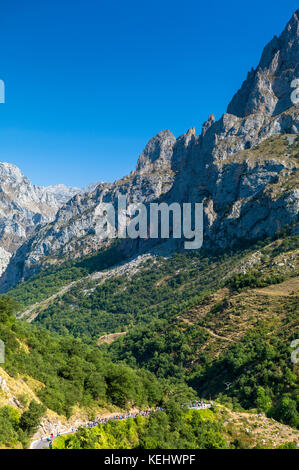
[259,9,298,73]
[136,129,176,172]
[227,9,299,118]
[0,162,26,182]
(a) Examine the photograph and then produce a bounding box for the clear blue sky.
[0,1,297,187]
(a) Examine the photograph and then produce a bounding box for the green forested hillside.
[11,239,286,342]
[10,232,298,344]
[8,242,125,310]
[107,236,299,427]
[0,295,191,448]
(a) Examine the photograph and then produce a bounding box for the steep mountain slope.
[8,232,298,432]
[227,9,299,118]
[104,234,299,428]
[0,163,58,251]
[1,11,298,292]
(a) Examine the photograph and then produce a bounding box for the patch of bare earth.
[97,332,127,345]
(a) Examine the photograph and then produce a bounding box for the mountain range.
[0,10,298,292]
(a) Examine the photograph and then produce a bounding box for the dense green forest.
[192,328,299,427]
[0,400,46,449]
[108,303,299,427]
[106,237,299,428]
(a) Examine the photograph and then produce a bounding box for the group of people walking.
[44,401,211,442]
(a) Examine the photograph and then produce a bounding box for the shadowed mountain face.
[0,10,298,292]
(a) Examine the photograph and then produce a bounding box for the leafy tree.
[19,400,46,434]
[256,387,272,413]
[272,395,299,428]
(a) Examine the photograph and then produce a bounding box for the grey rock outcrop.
[0,247,11,277]
[136,130,176,172]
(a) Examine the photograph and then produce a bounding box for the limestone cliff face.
[0,10,298,291]
[0,247,11,277]
[136,130,176,172]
